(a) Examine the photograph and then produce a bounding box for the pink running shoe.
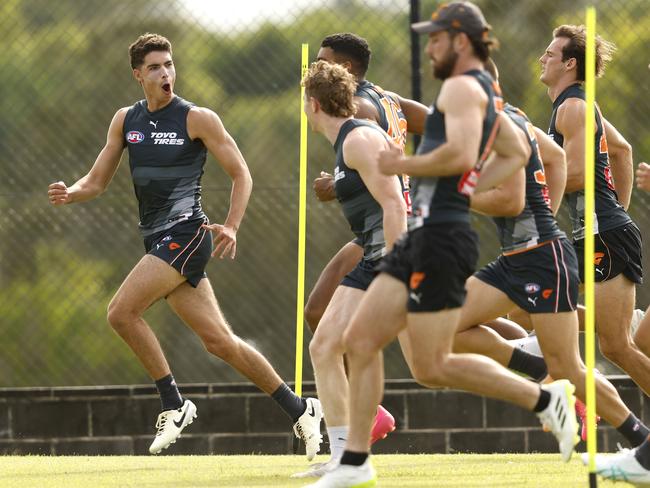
[370,405,395,444]
[575,398,600,442]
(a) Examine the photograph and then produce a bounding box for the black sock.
[634,436,650,470]
[532,388,551,412]
[340,450,368,466]
[271,383,307,423]
[155,374,183,411]
[507,348,548,382]
[617,413,650,447]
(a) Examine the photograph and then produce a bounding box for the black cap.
[412,2,491,38]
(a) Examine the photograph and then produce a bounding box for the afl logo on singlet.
[126,131,145,144]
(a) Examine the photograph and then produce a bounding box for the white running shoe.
[631,308,646,337]
[291,459,338,479]
[305,458,376,487]
[294,398,324,461]
[149,399,197,454]
[536,380,579,462]
[581,448,650,483]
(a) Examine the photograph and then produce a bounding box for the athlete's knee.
[598,334,632,365]
[106,300,138,332]
[309,332,343,365]
[410,354,450,388]
[635,332,650,357]
[544,353,583,382]
[203,332,239,361]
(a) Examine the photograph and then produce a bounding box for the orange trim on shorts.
[502,238,560,257]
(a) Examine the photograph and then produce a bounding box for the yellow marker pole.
[294,43,309,398]
[584,7,598,488]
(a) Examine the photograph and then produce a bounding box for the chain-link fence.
[2,0,650,387]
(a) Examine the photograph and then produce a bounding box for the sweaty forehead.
[143,50,172,66]
[316,46,346,65]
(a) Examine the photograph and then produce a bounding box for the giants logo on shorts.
[525,283,540,294]
[126,131,145,144]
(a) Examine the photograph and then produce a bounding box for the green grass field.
[0,454,622,487]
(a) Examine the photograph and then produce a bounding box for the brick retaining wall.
[0,377,646,456]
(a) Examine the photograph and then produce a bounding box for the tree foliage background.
[2,0,649,386]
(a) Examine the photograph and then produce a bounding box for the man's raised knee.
[106,301,134,332]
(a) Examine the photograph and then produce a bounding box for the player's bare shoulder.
[111,107,130,127]
[437,75,487,112]
[354,96,380,123]
[555,97,585,133]
[343,124,387,151]
[187,106,225,140]
[108,107,131,144]
[342,124,389,169]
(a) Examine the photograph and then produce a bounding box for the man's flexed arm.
[344,129,407,251]
[48,108,127,205]
[474,114,529,193]
[603,117,633,209]
[378,76,484,177]
[188,107,252,259]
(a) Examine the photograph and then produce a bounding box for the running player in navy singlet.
[296,61,408,480]
[48,33,323,459]
[313,4,579,487]
[450,59,650,452]
[537,25,650,400]
[300,34,430,466]
[306,33,427,336]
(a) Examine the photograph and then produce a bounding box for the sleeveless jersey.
[333,119,406,262]
[548,83,630,240]
[410,69,502,229]
[123,96,207,237]
[355,80,408,149]
[494,104,565,253]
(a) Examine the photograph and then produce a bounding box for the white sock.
[326,425,349,461]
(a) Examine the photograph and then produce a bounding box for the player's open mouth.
[162,83,171,94]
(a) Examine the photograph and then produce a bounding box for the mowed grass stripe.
[0,454,618,487]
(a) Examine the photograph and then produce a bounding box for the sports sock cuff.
[617,413,650,447]
[154,374,183,411]
[507,347,548,382]
[271,383,306,422]
[340,450,368,466]
[532,388,551,413]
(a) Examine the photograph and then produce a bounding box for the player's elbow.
[504,194,525,216]
[612,140,633,159]
[443,141,477,174]
[489,195,524,217]
[565,172,584,193]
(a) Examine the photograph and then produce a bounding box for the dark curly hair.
[321,33,371,77]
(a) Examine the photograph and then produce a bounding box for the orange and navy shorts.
[143,217,212,287]
[573,222,643,285]
[379,223,479,312]
[475,237,579,314]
